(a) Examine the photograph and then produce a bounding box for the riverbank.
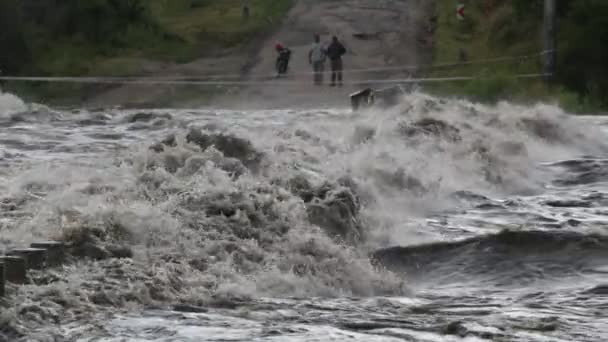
[428,0,607,114]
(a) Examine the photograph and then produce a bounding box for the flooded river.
[0,92,607,341]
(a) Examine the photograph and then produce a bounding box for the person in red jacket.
[275,42,291,77]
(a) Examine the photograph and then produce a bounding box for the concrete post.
[0,256,27,284]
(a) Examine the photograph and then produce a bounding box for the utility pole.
[543,0,556,84]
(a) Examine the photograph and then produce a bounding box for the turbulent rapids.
[0,92,607,341]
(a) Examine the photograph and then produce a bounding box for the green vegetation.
[0,0,292,103]
[430,0,608,113]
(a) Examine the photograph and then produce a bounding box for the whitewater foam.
[0,92,26,117]
[1,92,607,340]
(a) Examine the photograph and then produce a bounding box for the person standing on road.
[326,36,346,87]
[309,34,326,85]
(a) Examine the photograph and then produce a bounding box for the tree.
[0,0,30,73]
[559,0,608,105]
[22,0,153,43]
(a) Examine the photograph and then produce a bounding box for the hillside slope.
[1,0,292,107]
[85,0,292,107]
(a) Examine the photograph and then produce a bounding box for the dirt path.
[215,0,436,109]
[88,0,435,109]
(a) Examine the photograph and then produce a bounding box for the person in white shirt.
[309,34,327,86]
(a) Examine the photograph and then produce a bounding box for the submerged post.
[0,256,27,284]
[0,262,5,297]
[8,248,47,269]
[543,0,556,84]
[31,241,65,267]
[350,88,374,111]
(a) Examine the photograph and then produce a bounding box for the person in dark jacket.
[326,36,346,86]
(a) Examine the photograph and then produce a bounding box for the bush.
[22,0,157,44]
[60,0,155,43]
[512,0,543,19]
[462,72,519,103]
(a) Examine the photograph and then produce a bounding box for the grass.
[428,0,603,113]
[11,0,293,104]
[34,0,292,77]
[432,0,541,76]
[151,0,291,48]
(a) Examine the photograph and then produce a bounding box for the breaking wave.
[372,230,608,287]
